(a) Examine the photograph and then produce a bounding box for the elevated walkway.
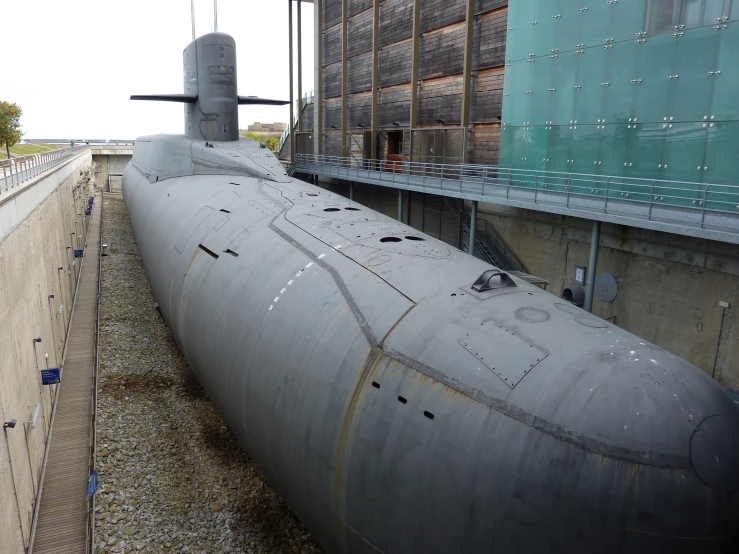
[31,193,102,554]
[295,154,739,245]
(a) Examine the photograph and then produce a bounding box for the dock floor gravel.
[95,194,321,554]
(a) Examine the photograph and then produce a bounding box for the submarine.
[123,32,739,553]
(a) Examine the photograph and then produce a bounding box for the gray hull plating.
[123,136,738,554]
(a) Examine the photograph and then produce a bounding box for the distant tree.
[0,101,23,159]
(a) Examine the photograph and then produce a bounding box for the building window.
[645,0,734,34]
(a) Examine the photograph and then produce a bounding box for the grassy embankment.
[0,143,61,159]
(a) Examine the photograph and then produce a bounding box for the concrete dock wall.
[0,153,93,553]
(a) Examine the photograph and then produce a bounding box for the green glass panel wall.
[608,0,648,43]
[546,126,574,174]
[500,0,739,211]
[661,123,707,185]
[603,40,642,123]
[524,126,549,172]
[554,0,584,53]
[573,46,608,124]
[506,0,537,62]
[550,51,578,125]
[704,122,739,188]
[668,25,720,122]
[531,1,560,58]
[580,0,613,47]
[711,22,739,121]
[634,34,677,123]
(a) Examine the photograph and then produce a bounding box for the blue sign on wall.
[87,470,98,498]
[41,368,61,385]
[74,249,84,258]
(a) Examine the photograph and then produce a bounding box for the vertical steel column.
[289,0,295,163]
[397,190,403,222]
[410,0,421,129]
[297,0,303,134]
[370,0,380,160]
[584,220,601,313]
[341,0,349,157]
[461,0,475,165]
[349,183,354,200]
[315,0,323,155]
[468,200,477,255]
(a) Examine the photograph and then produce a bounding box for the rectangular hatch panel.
[458,321,548,389]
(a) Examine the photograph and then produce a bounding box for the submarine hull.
[122,139,739,553]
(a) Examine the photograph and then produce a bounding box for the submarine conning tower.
[184,33,239,142]
[130,32,287,143]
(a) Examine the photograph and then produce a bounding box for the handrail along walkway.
[294,154,739,245]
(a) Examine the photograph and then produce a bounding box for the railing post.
[648,180,655,219]
[701,184,708,228]
[534,172,539,203]
[604,177,610,213]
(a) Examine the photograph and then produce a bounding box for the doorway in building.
[387,130,403,157]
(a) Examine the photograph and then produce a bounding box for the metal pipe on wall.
[584,220,601,313]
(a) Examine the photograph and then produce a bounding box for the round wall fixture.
[595,273,618,302]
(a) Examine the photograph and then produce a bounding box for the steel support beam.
[341,0,349,157]
[468,200,477,255]
[315,0,323,155]
[584,220,601,313]
[398,189,403,222]
[297,0,303,133]
[289,0,295,162]
[349,183,354,200]
[409,0,421,129]
[461,0,476,164]
[370,0,380,160]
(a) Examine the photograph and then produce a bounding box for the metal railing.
[1,146,89,194]
[278,89,315,153]
[295,154,739,242]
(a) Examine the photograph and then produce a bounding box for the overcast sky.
[0,0,314,139]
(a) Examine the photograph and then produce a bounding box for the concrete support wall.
[475,203,739,388]
[92,154,131,193]
[0,156,92,552]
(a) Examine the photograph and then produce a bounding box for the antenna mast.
[214,0,219,32]
[190,0,196,40]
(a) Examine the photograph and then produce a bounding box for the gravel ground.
[95,194,322,554]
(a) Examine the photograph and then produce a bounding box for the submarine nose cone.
[690,414,739,493]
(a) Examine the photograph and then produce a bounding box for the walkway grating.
[31,192,102,554]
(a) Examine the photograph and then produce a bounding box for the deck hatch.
[459,322,548,389]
